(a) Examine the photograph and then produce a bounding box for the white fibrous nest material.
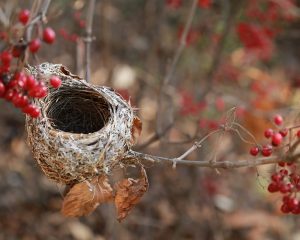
[25,63,139,185]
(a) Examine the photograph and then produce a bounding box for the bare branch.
[162,0,198,86]
[127,150,281,169]
[156,0,198,137]
[84,0,96,82]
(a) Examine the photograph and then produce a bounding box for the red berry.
[272,133,283,146]
[249,146,259,156]
[282,195,290,203]
[264,128,273,138]
[18,9,30,25]
[279,169,288,176]
[23,104,40,118]
[29,84,48,98]
[278,161,286,167]
[11,72,27,89]
[274,114,283,125]
[15,94,29,108]
[1,51,12,65]
[12,92,22,107]
[43,27,56,44]
[29,39,41,53]
[12,46,22,58]
[268,182,279,192]
[271,173,283,182]
[25,75,37,90]
[261,145,272,157]
[281,203,291,213]
[4,90,14,101]
[297,130,300,138]
[279,129,288,137]
[288,198,299,210]
[279,183,292,193]
[50,76,62,88]
[0,81,5,96]
[291,206,300,214]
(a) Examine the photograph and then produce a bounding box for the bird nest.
[26,63,139,184]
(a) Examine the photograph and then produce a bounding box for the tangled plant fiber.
[25,63,140,185]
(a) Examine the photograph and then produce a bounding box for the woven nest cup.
[26,63,137,184]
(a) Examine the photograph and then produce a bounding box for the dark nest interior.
[46,86,111,134]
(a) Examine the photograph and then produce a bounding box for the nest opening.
[46,87,111,134]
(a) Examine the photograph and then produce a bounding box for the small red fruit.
[249,146,259,156]
[288,198,299,210]
[0,82,5,96]
[43,27,56,44]
[267,182,279,193]
[272,133,283,146]
[297,130,300,138]
[29,39,41,53]
[18,9,30,25]
[278,161,285,167]
[1,51,12,65]
[23,104,40,118]
[12,46,23,58]
[264,128,273,138]
[274,114,283,125]
[279,129,288,137]
[281,203,290,213]
[271,173,283,182]
[25,75,37,90]
[50,76,62,88]
[261,145,272,157]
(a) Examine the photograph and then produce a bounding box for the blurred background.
[1,0,300,239]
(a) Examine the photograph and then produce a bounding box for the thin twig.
[163,0,198,86]
[177,129,221,160]
[128,150,281,169]
[155,0,198,138]
[198,0,245,98]
[26,0,51,41]
[84,0,96,82]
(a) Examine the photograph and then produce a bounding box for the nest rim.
[43,83,112,137]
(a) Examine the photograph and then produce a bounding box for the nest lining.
[46,87,111,134]
[26,63,135,184]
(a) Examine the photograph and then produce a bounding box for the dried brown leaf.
[131,117,142,144]
[62,175,113,217]
[114,167,148,221]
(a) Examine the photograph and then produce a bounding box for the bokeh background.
[1,0,300,239]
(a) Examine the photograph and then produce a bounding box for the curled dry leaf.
[62,175,113,217]
[131,117,142,144]
[114,166,149,221]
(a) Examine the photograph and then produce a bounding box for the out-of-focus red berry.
[29,39,41,53]
[249,146,259,156]
[261,145,272,156]
[50,76,62,88]
[43,27,56,44]
[264,128,273,138]
[272,133,283,146]
[18,9,30,25]
[274,114,283,125]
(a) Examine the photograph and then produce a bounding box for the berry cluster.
[0,69,61,118]
[236,0,297,60]
[248,113,300,214]
[0,9,60,118]
[268,163,300,214]
[249,114,285,157]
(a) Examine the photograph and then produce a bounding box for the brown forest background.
[1,0,300,239]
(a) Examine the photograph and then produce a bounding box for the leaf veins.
[114,166,148,221]
[62,175,113,217]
